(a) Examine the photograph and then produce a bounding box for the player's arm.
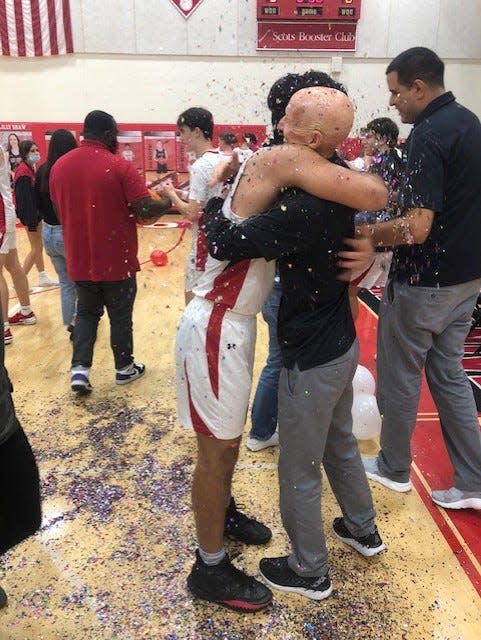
[264,145,388,212]
[131,194,172,223]
[364,207,434,248]
[205,192,338,263]
[158,179,203,221]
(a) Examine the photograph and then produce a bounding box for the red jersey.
[50,139,149,281]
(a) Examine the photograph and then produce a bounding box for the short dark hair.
[386,47,444,88]
[219,131,238,146]
[267,70,347,144]
[177,107,214,140]
[365,117,399,148]
[19,139,36,161]
[83,110,117,138]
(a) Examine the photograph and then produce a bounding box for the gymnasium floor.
[1,219,480,640]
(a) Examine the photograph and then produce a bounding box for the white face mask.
[28,153,40,164]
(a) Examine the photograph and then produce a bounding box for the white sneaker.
[246,432,279,451]
[38,273,59,287]
[362,456,412,493]
[431,487,481,510]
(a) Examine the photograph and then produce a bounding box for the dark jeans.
[0,426,41,555]
[73,277,137,371]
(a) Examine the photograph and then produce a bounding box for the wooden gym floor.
[1,219,480,640]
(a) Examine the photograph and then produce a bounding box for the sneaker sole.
[71,384,92,395]
[259,572,332,601]
[245,440,279,452]
[432,496,481,510]
[10,319,37,326]
[187,582,272,611]
[365,471,412,493]
[333,531,386,557]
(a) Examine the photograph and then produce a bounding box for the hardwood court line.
[412,461,481,579]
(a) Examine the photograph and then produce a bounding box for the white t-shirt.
[185,150,225,290]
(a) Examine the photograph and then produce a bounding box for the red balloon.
[150,249,168,266]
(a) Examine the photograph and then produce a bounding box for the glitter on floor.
[1,222,480,639]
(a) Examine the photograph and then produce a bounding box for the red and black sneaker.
[224,497,272,545]
[8,310,37,325]
[187,550,272,611]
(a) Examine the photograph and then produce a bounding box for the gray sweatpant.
[376,277,481,490]
[278,340,376,578]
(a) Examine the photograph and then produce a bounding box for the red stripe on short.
[185,362,214,438]
[206,303,227,399]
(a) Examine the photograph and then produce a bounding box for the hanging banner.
[257,21,357,51]
[169,0,205,18]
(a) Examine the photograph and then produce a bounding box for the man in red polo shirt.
[50,110,171,394]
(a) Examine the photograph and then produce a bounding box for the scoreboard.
[257,0,362,22]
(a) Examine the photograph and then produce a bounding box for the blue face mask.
[28,153,40,164]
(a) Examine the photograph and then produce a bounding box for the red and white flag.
[0,0,73,57]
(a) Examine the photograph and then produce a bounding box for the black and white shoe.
[71,372,92,395]
[115,363,146,385]
[259,556,332,601]
[333,517,386,557]
[187,550,272,611]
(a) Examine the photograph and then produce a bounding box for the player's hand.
[208,151,241,187]
[156,179,175,197]
[337,235,374,281]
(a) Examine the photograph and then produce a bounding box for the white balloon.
[352,393,382,440]
[352,365,376,395]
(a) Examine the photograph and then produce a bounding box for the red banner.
[257,21,357,51]
[169,0,205,18]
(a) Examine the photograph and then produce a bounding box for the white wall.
[1,0,480,137]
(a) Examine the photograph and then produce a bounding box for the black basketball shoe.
[224,497,272,545]
[259,556,332,601]
[333,517,386,557]
[187,549,273,611]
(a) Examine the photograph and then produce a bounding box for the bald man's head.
[280,86,354,156]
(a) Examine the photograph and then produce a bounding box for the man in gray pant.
[362,47,481,510]
[205,86,386,600]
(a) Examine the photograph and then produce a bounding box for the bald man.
[203,86,386,601]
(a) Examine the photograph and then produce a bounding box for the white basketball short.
[0,230,16,254]
[176,296,256,440]
[351,251,393,290]
[184,260,201,294]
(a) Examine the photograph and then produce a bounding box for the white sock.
[20,306,32,315]
[71,365,90,376]
[38,270,46,277]
[4,321,9,331]
[198,547,226,566]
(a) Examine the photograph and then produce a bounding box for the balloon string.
[166,227,188,254]
[139,224,189,266]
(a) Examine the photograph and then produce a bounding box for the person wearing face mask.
[49,110,172,395]
[13,140,58,289]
